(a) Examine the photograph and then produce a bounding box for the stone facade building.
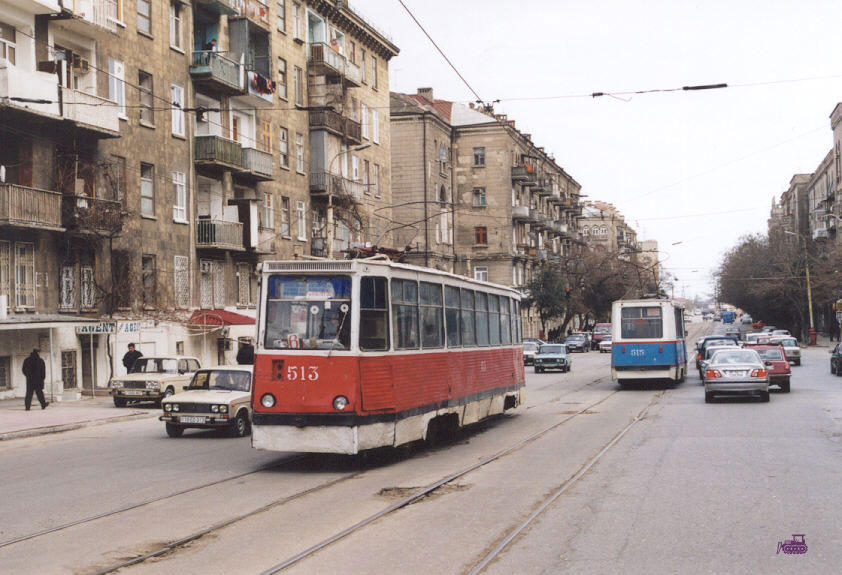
[0,0,396,399]
[579,201,638,260]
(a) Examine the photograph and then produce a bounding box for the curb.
[0,411,159,442]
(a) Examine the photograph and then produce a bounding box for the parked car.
[160,366,253,437]
[523,342,539,365]
[590,323,611,350]
[830,343,842,375]
[534,344,571,373]
[771,329,791,337]
[752,320,765,329]
[745,344,790,393]
[761,326,777,334]
[110,356,201,407]
[704,348,770,403]
[599,335,613,353]
[564,333,589,353]
[523,338,547,346]
[773,336,801,366]
[741,314,753,324]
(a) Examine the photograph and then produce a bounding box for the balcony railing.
[194,135,243,170]
[63,0,117,32]
[0,184,64,231]
[309,172,365,200]
[813,227,829,240]
[309,109,362,143]
[190,51,245,94]
[512,205,531,220]
[62,194,123,234]
[241,147,274,180]
[344,60,362,86]
[241,0,269,26]
[512,165,538,185]
[537,249,548,261]
[194,0,239,15]
[308,43,362,87]
[197,219,245,250]
[61,87,119,134]
[0,65,60,118]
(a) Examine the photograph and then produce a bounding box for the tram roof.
[614,298,684,307]
[259,259,523,297]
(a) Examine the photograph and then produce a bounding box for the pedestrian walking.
[22,348,48,410]
[236,341,254,365]
[122,343,143,373]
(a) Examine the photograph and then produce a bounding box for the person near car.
[236,342,255,365]
[22,348,48,410]
[122,343,143,374]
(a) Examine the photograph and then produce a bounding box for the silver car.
[704,348,770,403]
[773,336,801,366]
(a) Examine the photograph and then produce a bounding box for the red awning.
[187,310,255,326]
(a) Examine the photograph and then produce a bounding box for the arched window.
[600,226,607,236]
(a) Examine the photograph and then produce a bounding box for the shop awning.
[187,310,256,326]
[0,314,100,331]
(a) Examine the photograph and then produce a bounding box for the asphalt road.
[0,319,839,574]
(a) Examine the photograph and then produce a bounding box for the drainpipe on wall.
[423,115,429,268]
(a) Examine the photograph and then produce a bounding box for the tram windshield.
[620,306,663,339]
[264,275,352,350]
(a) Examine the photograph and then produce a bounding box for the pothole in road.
[378,483,472,503]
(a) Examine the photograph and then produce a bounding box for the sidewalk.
[0,395,158,441]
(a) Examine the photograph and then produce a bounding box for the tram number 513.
[286,365,319,382]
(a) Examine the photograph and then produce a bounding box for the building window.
[261,120,272,153]
[0,356,10,391]
[372,109,379,144]
[237,263,253,306]
[140,163,154,215]
[292,2,302,40]
[174,255,189,309]
[279,126,289,168]
[295,132,304,173]
[280,197,290,236]
[137,0,151,35]
[108,58,125,117]
[351,155,360,182]
[81,266,95,310]
[474,227,488,245]
[373,164,380,196]
[296,200,306,240]
[142,255,156,306]
[276,0,286,31]
[170,84,184,136]
[60,266,76,310]
[474,266,488,282]
[172,171,186,222]
[138,71,154,125]
[361,103,368,139]
[169,2,182,49]
[14,242,35,308]
[262,191,274,228]
[349,40,357,64]
[293,66,303,106]
[108,155,126,204]
[277,57,287,100]
[371,56,378,89]
[61,351,77,389]
[200,259,224,308]
[360,49,366,83]
[363,159,370,192]
[473,188,487,206]
[0,241,9,305]
[0,21,16,65]
[473,147,486,167]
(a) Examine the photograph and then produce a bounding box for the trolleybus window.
[620,306,663,339]
[264,275,351,350]
[488,294,501,345]
[461,289,477,346]
[476,292,490,346]
[445,286,461,347]
[420,282,444,348]
[500,297,511,344]
[392,279,420,349]
[674,308,685,338]
[360,276,389,351]
[511,299,520,344]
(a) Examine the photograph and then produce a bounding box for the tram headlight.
[261,393,276,408]
[332,395,349,411]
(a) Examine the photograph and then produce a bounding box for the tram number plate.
[123,390,144,396]
[179,416,206,424]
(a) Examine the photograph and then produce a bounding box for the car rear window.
[756,349,784,361]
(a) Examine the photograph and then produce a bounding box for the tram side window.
[461,289,476,346]
[476,292,490,346]
[621,306,663,339]
[392,279,419,349]
[360,277,389,351]
[513,299,522,343]
[488,294,501,345]
[420,282,444,348]
[500,297,511,344]
[445,286,461,347]
[674,308,684,338]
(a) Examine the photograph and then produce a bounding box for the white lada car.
[110,356,200,407]
[160,366,253,438]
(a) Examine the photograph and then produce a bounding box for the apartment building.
[0,0,396,399]
[579,201,639,260]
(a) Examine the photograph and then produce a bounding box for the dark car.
[696,336,740,370]
[564,333,589,353]
[830,343,842,376]
[590,323,611,350]
[745,344,790,393]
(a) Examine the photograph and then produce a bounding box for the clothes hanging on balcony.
[250,73,276,96]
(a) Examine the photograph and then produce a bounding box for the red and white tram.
[251,259,525,454]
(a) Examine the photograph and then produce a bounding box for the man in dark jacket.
[22,348,48,410]
[236,341,254,365]
[122,343,143,373]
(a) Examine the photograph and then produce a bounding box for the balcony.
[511,165,537,185]
[0,184,64,231]
[309,172,365,201]
[240,147,274,181]
[60,87,120,136]
[197,219,245,251]
[0,64,60,118]
[246,71,274,106]
[309,109,362,144]
[190,51,245,95]
[813,207,828,217]
[532,213,549,229]
[240,0,270,27]
[194,0,239,15]
[194,135,243,172]
[813,227,829,240]
[537,249,548,261]
[62,194,123,234]
[60,0,118,33]
[308,43,362,87]
[533,177,552,196]
[512,205,531,221]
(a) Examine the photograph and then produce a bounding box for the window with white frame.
[15,242,35,308]
[276,0,286,31]
[170,84,184,136]
[199,259,224,308]
[137,0,151,35]
[280,197,290,236]
[279,126,289,168]
[371,109,379,144]
[0,22,16,65]
[140,163,154,215]
[292,2,302,40]
[0,241,9,304]
[294,66,303,105]
[139,70,154,125]
[107,0,123,22]
[237,262,253,306]
[262,191,274,228]
[351,155,359,182]
[474,267,488,282]
[360,49,366,83]
[108,58,125,117]
[371,56,378,89]
[172,171,186,222]
[296,200,306,240]
[363,159,370,192]
[361,102,368,139]
[277,57,287,100]
[60,266,76,310]
[169,2,183,49]
[174,255,189,309]
[473,187,486,206]
[295,132,304,172]
[81,266,95,309]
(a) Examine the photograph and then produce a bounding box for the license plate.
[179,416,206,424]
[124,390,144,396]
[725,370,747,377]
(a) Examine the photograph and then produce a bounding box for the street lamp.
[325,143,371,257]
[783,230,816,345]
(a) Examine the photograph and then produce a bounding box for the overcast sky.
[355,0,842,299]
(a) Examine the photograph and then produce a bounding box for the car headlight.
[261,393,276,408]
[110,381,123,389]
[211,405,219,413]
[219,405,228,413]
[172,404,180,412]
[164,404,172,412]
[333,395,349,410]
[146,381,158,389]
